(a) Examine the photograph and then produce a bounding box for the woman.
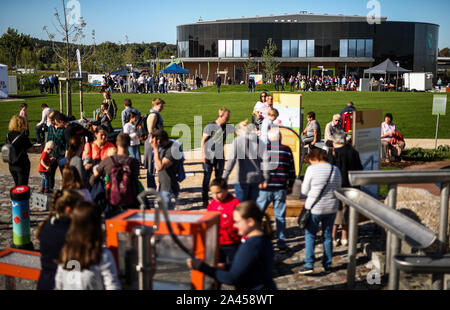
[62,165,93,202]
[6,115,33,187]
[301,111,321,148]
[381,113,405,162]
[36,190,83,290]
[47,110,66,191]
[95,102,114,133]
[299,148,342,274]
[55,201,121,290]
[19,103,29,136]
[82,125,116,175]
[67,136,87,185]
[252,92,268,130]
[187,201,277,290]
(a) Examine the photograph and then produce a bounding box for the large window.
[218,40,226,57]
[340,39,374,58]
[290,40,298,58]
[178,41,189,58]
[299,40,307,57]
[218,39,249,58]
[339,40,348,57]
[242,40,249,57]
[233,40,241,57]
[282,40,290,58]
[307,40,315,57]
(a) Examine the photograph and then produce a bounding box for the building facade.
[176,13,439,83]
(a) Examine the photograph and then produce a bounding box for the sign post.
[432,95,447,150]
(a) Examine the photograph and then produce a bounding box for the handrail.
[334,188,437,249]
[349,170,450,186]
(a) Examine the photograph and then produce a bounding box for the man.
[121,99,141,127]
[340,101,356,132]
[48,74,54,94]
[201,108,232,207]
[215,75,222,93]
[102,90,117,121]
[138,74,146,93]
[144,98,165,189]
[256,128,295,251]
[54,74,59,94]
[324,114,345,147]
[301,111,321,148]
[90,133,140,215]
[148,75,155,93]
[159,75,165,93]
[39,76,47,94]
[151,130,179,210]
[35,104,53,144]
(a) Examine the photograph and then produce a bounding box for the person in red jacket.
[207,178,241,269]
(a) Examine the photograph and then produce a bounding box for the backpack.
[342,112,353,133]
[2,134,23,164]
[107,157,137,207]
[171,140,186,183]
[135,114,149,142]
[106,99,118,120]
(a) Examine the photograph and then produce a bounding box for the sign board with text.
[432,95,447,116]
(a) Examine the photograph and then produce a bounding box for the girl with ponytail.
[36,190,83,290]
[187,201,277,290]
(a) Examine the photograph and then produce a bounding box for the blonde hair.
[8,115,26,133]
[45,141,55,151]
[268,108,279,118]
[152,98,165,106]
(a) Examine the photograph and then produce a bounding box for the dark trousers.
[34,124,47,143]
[219,243,240,270]
[49,157,64,190]
[9,159,30,187]
[202,159,225,205]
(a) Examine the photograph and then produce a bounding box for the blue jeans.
[34,124,47,143]
[40,172,49,190]
[160,191,178,210]
[58,157,67,171]
[234,183,259,203]
[256,189,287,246]
[129,145,141,165]
[304,213,336,269]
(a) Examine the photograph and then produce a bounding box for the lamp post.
[395,61,400,91]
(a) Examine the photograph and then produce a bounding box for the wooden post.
[59,80,63,113]
[66,79,72,117]
[79,80,83,119]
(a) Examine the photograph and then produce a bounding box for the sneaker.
[298,266,314,275]
[323,266,332,274]
[333,239,340,247]
[341,239,348,246]
[277,244,289,253]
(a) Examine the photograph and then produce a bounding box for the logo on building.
[367,0,381,25]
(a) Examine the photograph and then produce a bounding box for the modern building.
[176,12,439,83]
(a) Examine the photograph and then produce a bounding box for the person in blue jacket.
[187,200,277,290]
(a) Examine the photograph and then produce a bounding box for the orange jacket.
[82,141,116,163]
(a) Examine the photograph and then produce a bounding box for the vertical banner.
[353,110,383,197]
[0,64,8,99]
[76,49,82,77]
[273,93,302,175]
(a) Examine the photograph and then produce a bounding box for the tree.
[0,27,32,68]
[158,45,177,59]
[96,42,123,72]
[244,57,258,81]
[261,38,280,84]
[439,48,450,57]
[123,44,139,67]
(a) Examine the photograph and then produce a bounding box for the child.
[36,189,84,290]
[260,108,280,144]
[39,141,55,193]
[19,103,29,136]
[187,201,277,290]
[207,178,241,269]
[123,111,141,165]
[55,201,121,290]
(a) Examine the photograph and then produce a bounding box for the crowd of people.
[5,88,407,290]
[39,74,60,94]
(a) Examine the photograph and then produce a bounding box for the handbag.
[297,165,334,230]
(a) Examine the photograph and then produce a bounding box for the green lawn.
[3,88,449,149]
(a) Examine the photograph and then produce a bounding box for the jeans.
[40,172,49,190]
[58,157,67,171]
[129,145,141,165]
[34,124,47,143]
[202,159,225,204]
[304,213,337,269]
[256,189,287,246]
[234,183,259,203]
[160,191,178,210]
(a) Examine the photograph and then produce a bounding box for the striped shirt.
[266,143,296,190]
[301,163,342,215]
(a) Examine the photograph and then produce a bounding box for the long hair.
[235,201,273,238]
[62,165,85,190]
[66,136,84,164]
[36,190,83,240]
[8,115,26,133]
[58,201,104,270]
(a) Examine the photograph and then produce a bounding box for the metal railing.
[338,170,450,290]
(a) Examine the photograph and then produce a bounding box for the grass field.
[2,87,449,149]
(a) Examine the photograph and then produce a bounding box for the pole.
[435,114,440,151]
[432,182,450,290]
[79,80,83,119]
[347,206,358,288]
[59,80,63,113]
[387,184,400,290]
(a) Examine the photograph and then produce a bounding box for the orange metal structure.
[106,209,220,290]
[0,248,41,281]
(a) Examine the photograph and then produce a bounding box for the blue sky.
[0,0,449,49]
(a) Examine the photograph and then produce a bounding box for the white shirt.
[37,107,53,127]
[123,123,140,146]
[159,77,164,85]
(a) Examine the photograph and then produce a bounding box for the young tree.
[244,56,258,81]
[261,38,280,84]
[42,0,95,117]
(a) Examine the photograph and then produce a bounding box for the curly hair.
[8,115,26,133]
